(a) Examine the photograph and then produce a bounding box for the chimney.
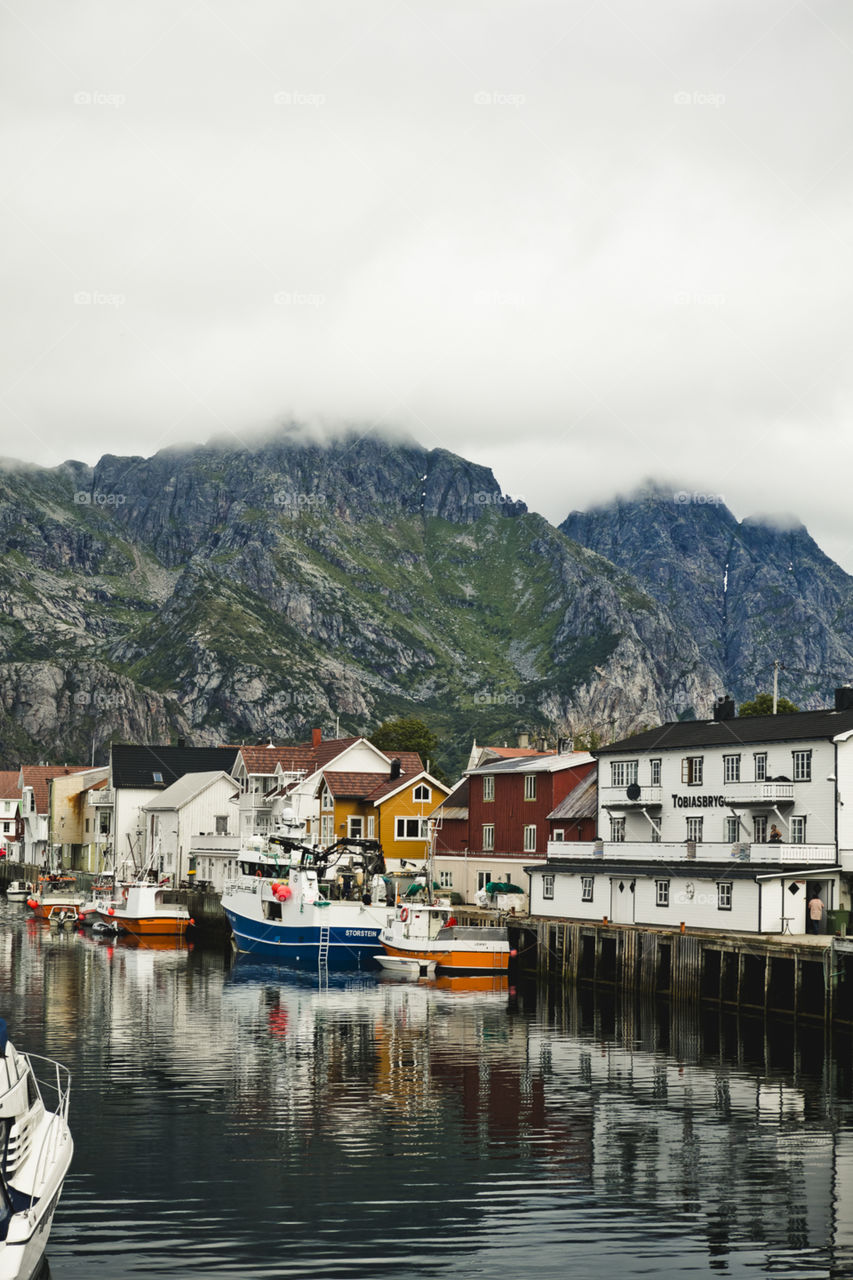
[712,696,735,722]
[836,687,853,712]
[390,758,402,780]
[177,737,186,749]
[517,732,529,749]
[312,728,322,749]
[557,738,573,755]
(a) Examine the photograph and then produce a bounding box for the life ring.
[255,870,262,878]
[400,907,409,922]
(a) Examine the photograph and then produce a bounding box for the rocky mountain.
[561,485,853,708]
[0,438,847,775]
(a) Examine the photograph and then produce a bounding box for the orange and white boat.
[95,878,193,937]
[378,902,513,973]
[26,875,84,920]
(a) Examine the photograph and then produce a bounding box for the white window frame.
[321,787,333,810]
[439,870,453,888]
[482,824,495,851]
[581,876,594,902]
[724,816,739,843]
[754,753,767,782]
[650,759,661,786]
[413,784,431,802]
[524,775,537,801]
[215,815,228,835]
[395,817,428,840]
[367,815,375,839]
[790,816,807,844]
[320,814,334,844]
[656,879,670,908]
[754,815,767,843]
[792,751,812,782]
[681,757,703,785]
[482,776,495,803]
[523,824,537,853]
[611,760,639,788]
[723,755,741,783]
[717,881,733,911]
[477,870,492,891]
[348,816,364,839]
[542,873,555,901]
[686,817,703,843]
[610,816,626,843]
[552,828,565,842]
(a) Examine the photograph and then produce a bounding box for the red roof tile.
[322,771,389,799]
[20,765,90,814]
[0,771,20,801]
[232,744,316,775]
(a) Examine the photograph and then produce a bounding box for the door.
[611,876,635,924]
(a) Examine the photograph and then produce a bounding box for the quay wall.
[530,916,853,1024]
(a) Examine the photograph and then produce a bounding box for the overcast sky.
[3,1,853,566]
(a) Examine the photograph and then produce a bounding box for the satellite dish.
[626,782,641,801]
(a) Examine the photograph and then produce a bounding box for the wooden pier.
[528,917,853,1023]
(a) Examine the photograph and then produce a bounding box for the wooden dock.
[528,917,853,1023]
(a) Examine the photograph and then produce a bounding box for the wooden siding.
[468,763,595,855]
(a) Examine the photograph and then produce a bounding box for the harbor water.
[3,898,853,1279]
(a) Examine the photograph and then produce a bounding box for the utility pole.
[773,660,780,714]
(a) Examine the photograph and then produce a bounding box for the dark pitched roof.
[597,708,853,755]
[111,745,240,790]
[322,771,389,800]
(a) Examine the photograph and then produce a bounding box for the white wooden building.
[143,770,240,890]
[527,692,853,935]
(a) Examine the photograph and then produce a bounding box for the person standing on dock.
[808,893,824,934]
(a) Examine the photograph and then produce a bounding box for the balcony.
[91,789,114,807]
[545,839,836,865]
[600,786,662,809]
[722,781,795,806]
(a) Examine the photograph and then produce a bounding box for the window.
[542,874,555,900]
[792,751,812,782]
[482,824,495,851]
[215,815,228,835]
[686,817,703,843]
[482,776,494,803]
[477,870,492,891]
[524,775,537,801]
[552,829,565,842]
[717,881,733,911]
[581,876,594,902]
[152,771,163,784]
[321,787,333,810]
[413,784,431,802]
[395,818,427,840]
[681,757,703,785]
[650,759,661,786]
[650,823,661,843]
[439,870,453,888]
[99,812,110,834]
[610,816,626,843]
[754,753,767,782]
[348,816,364,838]
[754,815,767,843]
[256,815,270,833]
[656,880,670,908]
[611,760,639,788]
[790,816,807,844]
[723,755,741,783]
[523,824,537,853]
[85,818,90,833]
[724,816,739,843]
[321,814,333,844]
[367,816,375,838]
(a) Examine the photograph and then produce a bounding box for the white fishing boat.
[374,953,437,979]
[3,884,33,904]
[95,877,192,938]
[0,1019,73,1280]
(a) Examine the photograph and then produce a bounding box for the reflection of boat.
[0,1019,73,1280]
[380,903,512,973]
[375,954,437,979]
[434,973,511,994]
[95,878,192,937]
[4,883,34,903]
[222,836,391,967]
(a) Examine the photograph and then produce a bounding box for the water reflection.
[2,900,853,1278]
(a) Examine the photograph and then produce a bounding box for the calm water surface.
[3,899,853,1279]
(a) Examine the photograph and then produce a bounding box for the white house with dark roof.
[527,691,853,935]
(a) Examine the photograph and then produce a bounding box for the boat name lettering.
[344,930,375,937]
[671,794,726,808]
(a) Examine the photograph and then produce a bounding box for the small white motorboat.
[3,884,33,904]
[0,1019,73,1280]
[374,954,437,979]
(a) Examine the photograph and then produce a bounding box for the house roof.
[111,745,240,790]
[431,777,469,820]
[484,746,556,758]
[143,771,239,812]
[367,771,448,806]
[468,752,595,775]
[232,744,316,775]
[322,771,389,799]
[19,765,91,813]
[526,858,815,881]
[548,771,598,822]
[0,771,20,801]
[598,708,853,755]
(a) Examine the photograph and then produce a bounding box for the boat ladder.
[318,923,330,986]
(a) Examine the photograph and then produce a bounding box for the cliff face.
[561,487,853,707]
[0,441,844,773]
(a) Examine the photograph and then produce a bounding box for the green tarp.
[484,882,524,894]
